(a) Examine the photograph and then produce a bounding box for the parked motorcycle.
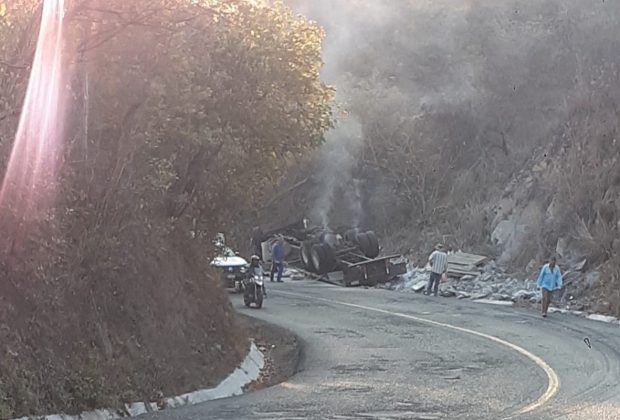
[243,274,264,308]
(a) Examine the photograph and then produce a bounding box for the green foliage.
[69,0,333,237]
[0,0,332,416]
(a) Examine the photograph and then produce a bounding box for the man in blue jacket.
[537,256,563,317]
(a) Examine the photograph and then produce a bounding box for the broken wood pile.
[447,252,488,278]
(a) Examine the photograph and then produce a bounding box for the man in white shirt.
[426,244,448,297]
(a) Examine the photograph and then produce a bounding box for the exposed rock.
[585,271,601,289]
[526,259,539,273]
[470,292,490,300]
[573,258,587,272]
[586,314,618,324]
[441,289,456,298]
[512,290,536,301]
[411,280,428,292]
[480,273,493,282]
[474,299,514,307]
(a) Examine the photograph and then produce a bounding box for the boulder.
[526,259,539,273]
[470,292,490,300]
[587,314,618,324]
[441,289,456,298]
[585,271,601,289]
[512,290,535,301]
[481,273,493,282]
[411,280,428,293]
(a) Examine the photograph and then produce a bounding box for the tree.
[0,0,333,416]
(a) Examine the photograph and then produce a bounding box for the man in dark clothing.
[270,237,285,283]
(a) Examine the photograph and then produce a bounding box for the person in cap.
[426,243,448,297]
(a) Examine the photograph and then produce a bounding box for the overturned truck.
[252,219,407,287]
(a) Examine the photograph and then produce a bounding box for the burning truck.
[252,219,406,287]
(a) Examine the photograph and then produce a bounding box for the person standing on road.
[537,256,563,317]
[270,236,285,283]
[426,244,448,296]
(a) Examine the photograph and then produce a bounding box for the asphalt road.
[144,279,620,420]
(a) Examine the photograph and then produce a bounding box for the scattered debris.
[383,256,620,325]
[586,314,618,324]
[473,299,514,307]
[412,280,428,292]
[447,252,488,278]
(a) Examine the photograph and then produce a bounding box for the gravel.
[384,261,620,324]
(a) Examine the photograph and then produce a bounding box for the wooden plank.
[448,268,481,275]
[448,252,488,267]
[449,255,486,264]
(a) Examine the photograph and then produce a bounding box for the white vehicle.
[210,234,248,292]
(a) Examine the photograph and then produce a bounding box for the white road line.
[275,290,559,419]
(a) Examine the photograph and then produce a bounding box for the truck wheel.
[364,231,380,258]
[344,228,359,243]
[311,243,337,274]
[300,241,315,271]
[356,232,371,256]
[321,243,337,271]
[311,244,326,273]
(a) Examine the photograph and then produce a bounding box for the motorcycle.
[243,274,264,309]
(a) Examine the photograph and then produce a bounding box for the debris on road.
[447,252,488,278]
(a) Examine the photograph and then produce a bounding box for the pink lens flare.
[0,0,67,232]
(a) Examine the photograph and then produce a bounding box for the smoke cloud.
[311,114,364,228]
[289,0,479,228]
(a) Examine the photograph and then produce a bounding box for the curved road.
[145,279,620,420]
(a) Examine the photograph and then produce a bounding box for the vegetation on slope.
[0,0,332,416]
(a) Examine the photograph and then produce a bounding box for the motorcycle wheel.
[255,288,263,309]
[243,288,252,307]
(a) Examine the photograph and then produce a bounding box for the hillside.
[0,0,331,416]
[279,0,620,316]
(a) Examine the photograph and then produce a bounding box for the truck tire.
[356,232,371,256]
[323,232,339,248]
[364,231,380,258]
[311,243,336,274]
[300,241,315,271]
[344,228,359,243]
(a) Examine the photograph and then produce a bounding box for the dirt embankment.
[0,228,248,419]
[238,315,301,391]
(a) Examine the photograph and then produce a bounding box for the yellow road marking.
[275,290,559,418]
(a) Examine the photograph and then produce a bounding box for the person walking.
[426,244,448,296]
[270,237,285,283]
[537,256,563,317]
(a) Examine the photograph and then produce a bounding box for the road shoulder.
[237,314,301,391]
